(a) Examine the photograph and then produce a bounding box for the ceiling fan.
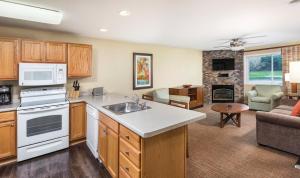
[214,35,265,51]
[290,0,300,4]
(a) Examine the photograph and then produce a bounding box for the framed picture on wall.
[133,53,153,90]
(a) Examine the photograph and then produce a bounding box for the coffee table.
[211,103,249,128]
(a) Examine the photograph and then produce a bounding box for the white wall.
[0,26,203,97]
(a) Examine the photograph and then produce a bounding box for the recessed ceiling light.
[0,1,63,25]
[99,28,108,32]
[119,10,131,16]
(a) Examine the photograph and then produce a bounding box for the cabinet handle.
[125,135,130,140]
[125,151,130,156]
[0,122,14,128]
[125,167,129,172]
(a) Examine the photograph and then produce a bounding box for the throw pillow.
[291,101,300,117]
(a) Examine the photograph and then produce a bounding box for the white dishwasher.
[86,104,99,158]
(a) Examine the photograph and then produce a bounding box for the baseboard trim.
[0,157,17,167]
[70,139,86,146]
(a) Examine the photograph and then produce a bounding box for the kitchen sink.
[103,102,151,115]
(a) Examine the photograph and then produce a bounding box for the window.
[244,52,282,85]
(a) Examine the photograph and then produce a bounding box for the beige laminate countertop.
[0,102,20,112]
[69,94,206,138]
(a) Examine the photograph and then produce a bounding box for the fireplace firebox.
[212,85,234,103]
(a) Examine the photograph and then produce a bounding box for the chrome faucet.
[132,93,140,105]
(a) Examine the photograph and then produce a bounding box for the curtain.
[282,45,300,94]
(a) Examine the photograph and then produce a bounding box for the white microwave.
[19,63,67,86]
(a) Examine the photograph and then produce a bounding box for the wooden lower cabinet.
[99,113,119,178]
[98,122,107,164]
[106,128,119,178]
[0,111,16,160]
[99,112,187,178]
[70,102,86,142]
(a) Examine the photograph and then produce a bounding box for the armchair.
[247,85,283,111]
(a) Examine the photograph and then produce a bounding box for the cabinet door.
[0,38,19,80]
[67,44,92,77]
[106,128,119,178]
[70,102,86,141]
[0,121,16,159]
[45,42,67,63]
[21,40,44,62]
[99,122,107,165]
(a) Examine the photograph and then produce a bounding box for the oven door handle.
[18,104,69,114]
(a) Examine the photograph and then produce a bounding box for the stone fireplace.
[212,85,234,103]
[203,50,244,104]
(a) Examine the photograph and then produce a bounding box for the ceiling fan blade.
[216,40,232,45]
[290,0,300,4]
[214,46,231,49]
[245,42,263,45]
[242,35,266,40]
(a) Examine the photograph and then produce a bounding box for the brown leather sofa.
[256,104,300,155]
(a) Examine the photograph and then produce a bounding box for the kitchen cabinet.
[98,123,107,164]
[21,40,67,63]
[21,40,45,62]
[99,112,187,178]
[70,102,86,142]
[0,38,19,80]
[0,111,16,160]
[67,43,92,78]
[45,42,67,63]
[99,113,119,178]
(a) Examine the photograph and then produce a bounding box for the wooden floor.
[0,144,111,178]
[1,106,300,178]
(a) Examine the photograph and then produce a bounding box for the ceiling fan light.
[0,1,63,25]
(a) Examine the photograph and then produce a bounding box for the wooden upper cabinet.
[21,40,44,62]
[0,38,19,80]
[70,102,86,142]
[67,43,92,78]
[45,42,67,63]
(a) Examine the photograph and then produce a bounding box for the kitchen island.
[69,94,206,178]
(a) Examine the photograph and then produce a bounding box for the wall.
[0,26,203,99]
[203,50,244,104]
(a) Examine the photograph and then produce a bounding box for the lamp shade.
[285,73,290,82]
[289,61,300,83]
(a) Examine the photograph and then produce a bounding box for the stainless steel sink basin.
[103,102,151,115]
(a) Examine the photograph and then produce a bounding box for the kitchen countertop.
[69,94,206,138]
[0,102,20,112]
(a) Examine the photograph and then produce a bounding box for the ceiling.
[1,0,300,50]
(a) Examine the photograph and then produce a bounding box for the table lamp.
[289,61,300,93]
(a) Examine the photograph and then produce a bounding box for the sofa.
[247,85,284,112]
[256,102,300,156]
[142,88,190,109]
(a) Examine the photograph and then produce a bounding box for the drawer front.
[120,153,140,178]
[100,113,118,133]
[0,111,16,122]
[120,125,140,150]
[119,167,131,178]
[120,138,141,168]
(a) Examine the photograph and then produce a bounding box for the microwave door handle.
[18,105,68,114]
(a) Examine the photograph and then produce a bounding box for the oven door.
[17,104,69,148]
[19,63,56,86]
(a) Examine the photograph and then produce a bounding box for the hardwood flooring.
[0,144,111,178]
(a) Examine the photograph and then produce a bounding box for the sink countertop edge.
[70,94,207,138]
